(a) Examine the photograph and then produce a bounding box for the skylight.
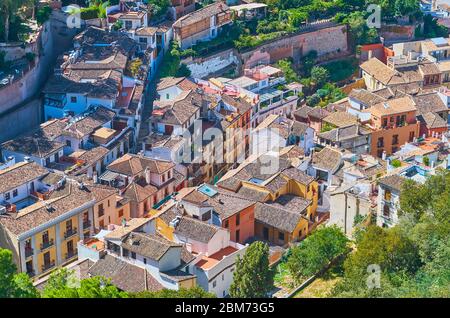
[198,184,218,197]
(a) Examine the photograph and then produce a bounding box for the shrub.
[36,6,52,25]
[391,159,402,168]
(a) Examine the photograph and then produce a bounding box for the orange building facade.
[366,97,420,157]
[221,204,255,244]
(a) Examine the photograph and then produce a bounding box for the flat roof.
[259,88,283,102]
[228,76,258,88]
[92,127,116,139]
[195,246,238,270]
[230,3,268,11]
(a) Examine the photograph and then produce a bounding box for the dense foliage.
[322,58,358,83]
[129,286,216,298]
[275,59,299,83]
[229,242,274,298]
[287,225,349,281]
[229,0,421,50]
[332,170,450,297]
[80,1,109,20]
[42,268,127,298]
[416,14,449,38]
[36,6,52,26]
[148,0,170,19]
[0,263,216,298]
[0,248,39,298]
[159,41,192,78]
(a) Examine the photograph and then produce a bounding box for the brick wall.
[241,23,349,68]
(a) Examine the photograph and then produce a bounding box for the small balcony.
[40,239,54,251]
[41,260,56,272]
[83,220,91,229]
[65,249,78,261]
[25,248,33,258]
[64,227,78,239]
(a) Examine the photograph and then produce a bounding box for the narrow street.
[136,77,158,152]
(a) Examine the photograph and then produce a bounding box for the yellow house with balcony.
[0,181,132,279]
[0,181,96,279]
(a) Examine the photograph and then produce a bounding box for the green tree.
[306,94,320,107]
[229,242,273,298]
[112,20,123,31]
[42,268,126,298]
[0,248,39,298]
[130,286,216,298]
[332,171,450,298]
[310,66,329,88]
[300,50,317,76]
[394,0,419,17]
[128,58,143,77]
[390,159,402,168]
[0,248,17,297]
[12,273,40,298]
[0,0,28,42]
[287,225,349,281]
[176,63,191,77]
[332,226,421,297]
[275,58,299,83]
[77,276,127,298]
[148,0,170,19]
[36,6,52,25]
[421,14,449,38]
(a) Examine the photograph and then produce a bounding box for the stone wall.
[183,22,349,79]
[380,24,416,45]
[240,22,349,68]
[0,21,53,114]
[0,11,79,143]
[184,48,241,79]
[0,99,42,143]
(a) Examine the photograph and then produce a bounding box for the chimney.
[368,50,373,60]
[145,167,151,185]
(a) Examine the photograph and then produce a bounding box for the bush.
[234,32,283,50]
[159,41,192,78]
[25,52,36,63]
[127,58,142,77]
[287,226,349,282]
[176,63,191,77]
[322,58,358,82]
[311,66,330,88]
[36,6,52,25]
[80,6,100,20]
[391,159,402,168]
[306,94,320,107]
[275,58,299,83]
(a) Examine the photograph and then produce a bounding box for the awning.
[99,170,121,182]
